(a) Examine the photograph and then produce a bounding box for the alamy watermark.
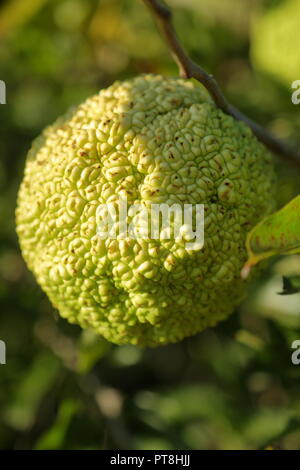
[291,340,300,365]
[1,81,6,364]
[0,340,6,365]
[0,80,6,104]
[96,197,204,250]
[291,80,300,105]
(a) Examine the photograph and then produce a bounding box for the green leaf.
[4,352,60,430]
[34,399,79,450]
[258,417,300,450]
[242,195,300,278]
[0,0,49,38]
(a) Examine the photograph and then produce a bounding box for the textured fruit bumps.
[16,75,276,346]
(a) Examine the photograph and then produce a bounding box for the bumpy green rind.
[251,0,300,87]
[16,75,276,346]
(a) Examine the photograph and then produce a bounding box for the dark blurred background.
[0,0,300,450]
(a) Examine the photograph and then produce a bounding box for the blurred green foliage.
[0,0,300,450]
[251,0,300,87]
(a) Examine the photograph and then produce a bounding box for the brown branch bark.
[143,0,300,169]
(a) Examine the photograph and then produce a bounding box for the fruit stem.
[143,0,300,169]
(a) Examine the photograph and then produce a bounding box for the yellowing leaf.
[0,0,48,37]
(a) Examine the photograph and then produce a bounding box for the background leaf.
[243,196,300,277]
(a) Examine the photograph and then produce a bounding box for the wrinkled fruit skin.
[16,75,276,346]
[251,0,300,87]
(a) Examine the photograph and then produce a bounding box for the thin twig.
[143,0,300,169]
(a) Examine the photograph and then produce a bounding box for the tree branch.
[143,0,300,169]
